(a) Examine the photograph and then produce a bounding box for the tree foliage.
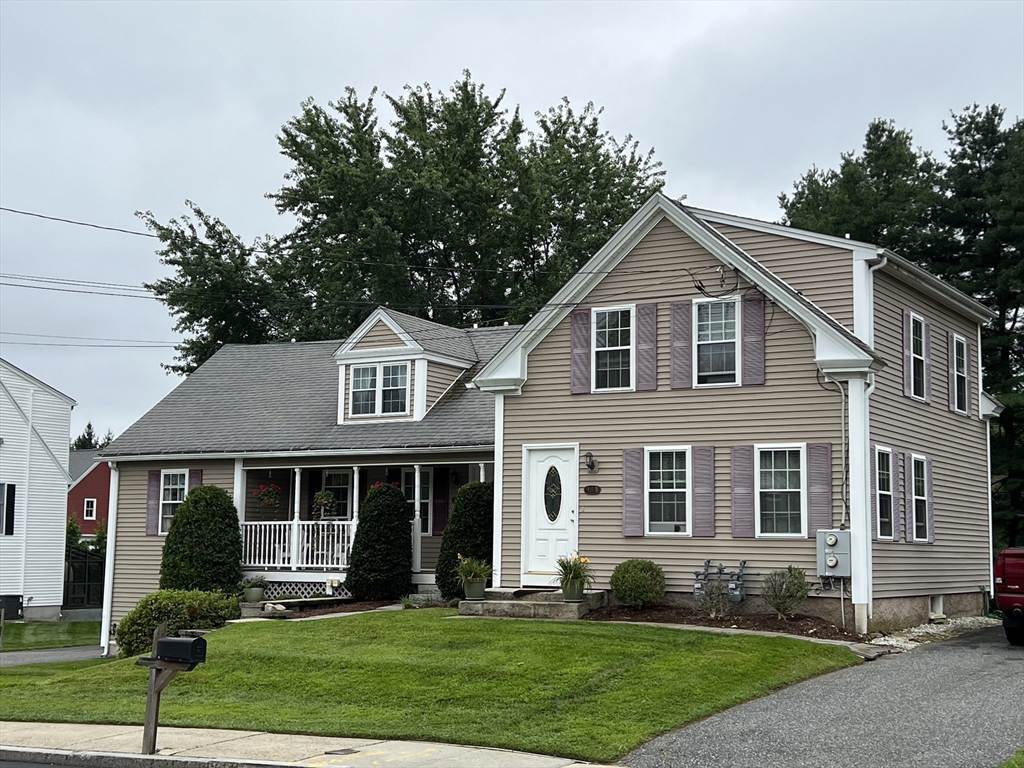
[159,485,242,593]
[435,482,494,600]
[345,482,413,600]
[143,73,664,374]
[71,422,114,449]
[781,105,1024,546]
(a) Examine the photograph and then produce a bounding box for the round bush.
[345,482,413,600]
[435,482,494,601]
[610,559,666,608]
[159,485,242,593]
[115,589,240,657]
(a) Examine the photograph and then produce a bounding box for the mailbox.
[155,636,206,664]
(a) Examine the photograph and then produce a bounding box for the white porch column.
[351,466,361,556]
[233,459,245,524]
[478,462,486,483]
[290,467,301,571]
[413,464,422,572]
[846,375,872,635]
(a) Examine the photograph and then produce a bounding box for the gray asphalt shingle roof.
[101,324,520,458]
[69,449,101,482]
[378,308,479,361]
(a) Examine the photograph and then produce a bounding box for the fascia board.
[334,348,473,368]
[980,391,1004,419]
[0,358,77,406]
[880,252,995,323]
[333,308,422,357]
[690,207,877,251]
[100,444,497,462]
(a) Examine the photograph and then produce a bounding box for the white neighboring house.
[0,358,75,620]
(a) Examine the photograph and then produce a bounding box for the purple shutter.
[926,458,935,544]
[635,303,658,391]
[966,342,973,417]
[433,472,450,533]
[691,446,715,537]
[947,332,956,412]
[903,452,914,543]
[571,308,590,394]
[731,445,755,538]
[923,320,933,403]
[188,469,203,491]
[895,452,905,542]
[671,301,692,389]
[741,292,766,386]
[622,448,644,536]
[902,310,913,398]
[807,443,833,538]
[146,470,160,537]
[869,447,877,542]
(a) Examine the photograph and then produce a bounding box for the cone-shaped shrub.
[345,482,413,600]
[159,485,242,593]
[436,482,494,600]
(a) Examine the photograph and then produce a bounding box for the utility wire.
[0,206,158,239]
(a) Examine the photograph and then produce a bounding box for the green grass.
[0,610,858,762]
[999,747,1024,768]
[1,621,101,651]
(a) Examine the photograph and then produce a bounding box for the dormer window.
[350,362,409,417]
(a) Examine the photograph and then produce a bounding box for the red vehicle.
[994,514,1024,646]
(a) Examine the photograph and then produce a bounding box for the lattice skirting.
[264,580,352,599]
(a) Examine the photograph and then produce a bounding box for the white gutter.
[101,444,497,463]
[100,461,119,657]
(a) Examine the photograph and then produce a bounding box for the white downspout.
[100,462,119,657]
[492,394,504,587]
[413,464,422,573]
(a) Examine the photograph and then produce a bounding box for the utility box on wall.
[816,529,851,578]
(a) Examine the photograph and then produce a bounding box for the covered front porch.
[238,457,492,585]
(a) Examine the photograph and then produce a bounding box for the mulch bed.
[585,604,862,642]
[290,600,394,618]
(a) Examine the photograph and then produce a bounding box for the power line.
[0,281,156,300]
[1,331,179,344]
[0,341,175,348]
[0,206,158,239]
[0,272,152,292]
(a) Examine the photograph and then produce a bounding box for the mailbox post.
[135,624,206,754]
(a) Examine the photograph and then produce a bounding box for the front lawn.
[1,621,101,652]
[0,609,857,761]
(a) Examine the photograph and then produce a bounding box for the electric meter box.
[816,529,851,578]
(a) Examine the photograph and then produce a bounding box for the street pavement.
[622,625,1024,768]
[0,647,104,668]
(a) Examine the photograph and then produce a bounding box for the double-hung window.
[910,314,926,400]
[350,362,409,416]
[160,470,187,534]
[875,448,893,539]
[912,455,928,541]
[695,298,739,385]
[645,447,691,534]
[952,334,968,414]
[592,307,633,391]
[402,468,433,535]
[756,445,805,536]
[321,470,351,520]
[84,498,97,521]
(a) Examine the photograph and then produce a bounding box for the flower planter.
[243,587,266,603]
[561,579,585,603]
[463,578,487,601]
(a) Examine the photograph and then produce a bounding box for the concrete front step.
[458,589,607,619]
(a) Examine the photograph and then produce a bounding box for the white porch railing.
[242,520,353,571]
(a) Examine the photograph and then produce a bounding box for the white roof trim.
[68,459,103,492]
[878,250,996,324]
[691,207,877,250]
[980,391,1004,420]
[100,444,496,462]
[0,357,77,406]
[334,308,421,357]
[474,193,881,392]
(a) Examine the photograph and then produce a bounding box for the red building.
[68,449,110,536]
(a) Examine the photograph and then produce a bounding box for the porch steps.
[457,588,606,620]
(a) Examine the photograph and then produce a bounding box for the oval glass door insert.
[544,466,562,522]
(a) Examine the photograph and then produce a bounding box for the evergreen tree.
[71,422,99,450]
[435,482,494,600]
[344,482,413,600]
[159,485,242,593]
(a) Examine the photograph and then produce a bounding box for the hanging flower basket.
[253,483,282,508]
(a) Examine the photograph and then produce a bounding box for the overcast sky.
[1,0,1021,442]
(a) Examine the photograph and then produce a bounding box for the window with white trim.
[875,448,893,539]
[350,362,409,416]
[0,482,14,536]
[910,314,926,400]
[645,448,691,535]
[756,445,805,536]
[592,307,633,391]
[160,470,187,534]
[402,468,433,535]
[321,470,351,520]
[912,455,928,541]
[695,298,739,385]
[952,334,968,414]
[84,498,97,521]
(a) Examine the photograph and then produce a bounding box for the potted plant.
[253,483,282,508]
[312,490,337,519]
[555,552,594,603]
[456,554,492,600]
[241,575,269,603]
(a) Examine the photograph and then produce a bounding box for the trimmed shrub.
[762,565,810,619]
[610,559,666,608]
[159,485,242,593]
[694,579,730,618]
[115,589,240,657]
[435,482,494,601]
[345,482,413,600]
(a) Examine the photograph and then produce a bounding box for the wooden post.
[136,623,197,755]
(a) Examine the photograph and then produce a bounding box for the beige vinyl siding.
[354,321,406,349]
[870,272,989,598]
[502,218,844,592]
[426,362,465,410]
[111,460,234,621]
[710,223,855,329]
[344,360,415,421]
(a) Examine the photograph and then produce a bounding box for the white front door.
[522,444,578,586]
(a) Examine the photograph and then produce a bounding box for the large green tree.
[143,73,664,374]
[780,105,1024,548]
[71,421,114,449]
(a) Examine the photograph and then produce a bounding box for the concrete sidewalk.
[0,722,600,767]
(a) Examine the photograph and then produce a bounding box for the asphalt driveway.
[623,626,1024,768]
